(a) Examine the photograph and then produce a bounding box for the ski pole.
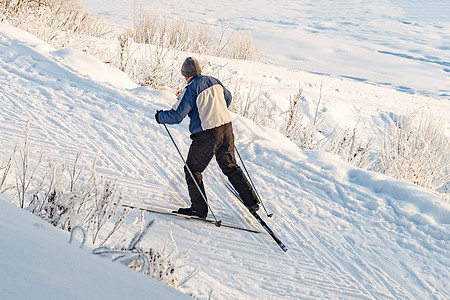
[234,145,273,218]
[163,124,222,226]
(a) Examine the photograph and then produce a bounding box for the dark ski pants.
[184,122,258,216]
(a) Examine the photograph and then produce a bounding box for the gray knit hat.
[181,57,202,77]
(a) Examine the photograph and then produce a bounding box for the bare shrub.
[226,30,262,61]
[133,11,213,54]
[228,80,275,127]
[128,9,261,89]
[13,120,46,208]
[117,32,131,72]
[2,0,260,91]
[3,121,126,245]
[323,127,373,169]
[1,0,39,19]
[133,48,175,89]
[283,86,324,150]
[376,112,449,193]
[26,152,127,244]
[0,148,15,194]
[285,88,303,139]
[0,122,196,288]
[133,8,261,61]
[1,0,112,55]
[93,221,198,288]
[281,86,373,167]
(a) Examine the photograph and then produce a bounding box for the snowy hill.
[84,0,450,99]
[0,200,189,300]
[1,6,450,300]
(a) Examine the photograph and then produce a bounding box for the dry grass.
[133,9,262,61]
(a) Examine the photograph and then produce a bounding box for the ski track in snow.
[1,24,449,299]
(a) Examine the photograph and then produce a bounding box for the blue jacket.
[158,75,233,134]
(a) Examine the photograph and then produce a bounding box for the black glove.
[155,110,162,124]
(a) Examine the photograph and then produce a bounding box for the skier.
[155,57,260,219]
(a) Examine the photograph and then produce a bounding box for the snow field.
[0,200,190,299]
[84,0,450,98]
[1,0,450,297]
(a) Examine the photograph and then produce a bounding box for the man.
[155,57,259,219]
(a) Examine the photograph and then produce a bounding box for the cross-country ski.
[223,181,288,252]
[122,204,261,233]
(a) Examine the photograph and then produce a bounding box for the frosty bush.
[126,9,261,89]
[133,9,262,61]
[229,82,448,198]
[25,152,127,244]
[228,80,275,127]
[1,0,112,55]
[93,221,198,288]
[0,121,126,245]
[13,120,46,208]
[376,112,449,193]
[283,87,322,150]
[321,126,374,169]
[281,87,373,167]
[0,151,14,194]
[0,121,197,289]
[1,0,261,91]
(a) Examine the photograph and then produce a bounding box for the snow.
[0,200,189,300]
[84,0,450,98]
[1,0,449,299]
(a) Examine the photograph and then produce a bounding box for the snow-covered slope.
[0,200,189,300]
[84,0,450,98]
[1,19,449,300]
